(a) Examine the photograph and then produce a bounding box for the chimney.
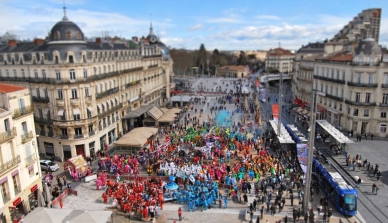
[96,37,102,44]
[8,40,16,47]
[33,38,44,46]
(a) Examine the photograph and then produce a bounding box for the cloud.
[206,17,243,24]
[187,24,203,31]
[254,15,281,20]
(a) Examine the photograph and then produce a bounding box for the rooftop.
[219,65,247,71]
[0,83,26,93]
[267,47,294,56]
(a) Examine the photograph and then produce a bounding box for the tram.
[312,158,358,216]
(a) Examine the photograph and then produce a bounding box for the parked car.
[40,160,60,172]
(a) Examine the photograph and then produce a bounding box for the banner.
[272,104,279,121]
[297,143,308,174]
[260,88,266,102]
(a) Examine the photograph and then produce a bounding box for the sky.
[1,0,388,51]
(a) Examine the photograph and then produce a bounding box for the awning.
[44,108,49,115]
[57,109,64,116]
[301,101,309,108]
[316,120,353,144]
[73,108,80,115]
[87,107,94,112]
[122,104,154,119]
[326,107,338,114]
[317,105,326,113]
[97,104,101,110]
[294,99,302,105]
[147,106,164,120]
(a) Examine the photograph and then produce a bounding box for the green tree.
[236,51,248,65]
[196,44,208,75]
[210,49,221,76]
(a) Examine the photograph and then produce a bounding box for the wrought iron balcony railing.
[0,155,20,175]
[13,105,34,119]
[0,128,16,144]
[21,131,33,144]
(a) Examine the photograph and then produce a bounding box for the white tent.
[316,120,353,144]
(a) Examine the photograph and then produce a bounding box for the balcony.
[2,193,10,203]
[74,134,84,139]
[32,96,50,103]
[21,131,33,144]
[0,76,58,84]
[148,64,159,69]
[143,54,162,59]
[70,98,80,106]
[0,128,16,144]
[97,104,123,118]
[313,75,346,84]
[344,99,377,107]
[39,130,46,136]
[25,154,36,167]
[296,76,312,82]
[60,135,69,139]
[34,116,53,125]
[56,98,65,106]
[0,155,20,175]
[299,65,314,71]
[96,87,119,99]
[89,131,95,136]
[85,71,119,82]
[326,94,344,102]
[380,103,388,108]
[99,125,102,131]
[85,96,93,104]
[13,105,34,119]
[381,84,388,88]
[347,82,378,88]
[121,67,144,73]
[125,80,142,88]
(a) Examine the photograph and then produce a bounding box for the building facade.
[265,47,294,73]
[218,65,248,78]
[292,42,325,107]
[331,8,382,43]
[314,38,388,136]
[0,83,42,223]
[0,12,174,160]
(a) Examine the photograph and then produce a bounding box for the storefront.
[9,197,24,222]
[44,142,54,156]
[89,141,96,159]
[63,145,71,160]
[100,135,106,151]
[108,129,116,145]
[28,184,38,211]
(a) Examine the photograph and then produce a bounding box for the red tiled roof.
[320,52,353,62]
[219,65,246,71]
[267,47,294,56]
[0,83,26,93]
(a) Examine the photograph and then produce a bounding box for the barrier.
[84,174,97,182]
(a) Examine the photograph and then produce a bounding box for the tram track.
[261,84,385,223]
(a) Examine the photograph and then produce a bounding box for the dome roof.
[49,9,85,42]
[355,37,381,55]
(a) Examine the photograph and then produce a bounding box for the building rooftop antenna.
[62,0,68,21]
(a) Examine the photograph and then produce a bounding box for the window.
[21,69,25,78]
[70,69,76,80]
[364,109,369,117]
[381,111,387,118]
[347,107,351,115]
[21,122,27,136]
[355,92,361,102]
[385,73,388,85]
[365,93,371,103]
[95,85,98,94]
[34,69,38,79]
[325,85,328,93]
[55,70,61,80]
[42,69,46,79]
[28,166,34,177]
[0,181,9,202]
[357,73,361,83]
[331,69,334,79]
[13,69,16,77]
[0,70,2,77]
[381,124,387,133]
[339,103,342,111]
[342,71,345,80]
[77,32,82,39]
[57,89,63,99]
[341,89,344,98]
[61,128,68,136]
[38,108,43,118]
[12,174,20,194]
[66,31,71,39]
[74,128,82,136]
[336,70,339,79]
[4,118,10,132]
[44,88,48,98]
[6,69,9,77]
[88,125,93,133]
[321,68,324,76]
[87,109,92,118]
[35,88,40,98]
[330,86,333,95]
[83,68,88,79]
[320,84,323,92]
[353,108,359,116]
[54,31,60,39]
[71,89,78,99]
[85,87,89,97]
[383,93,388,104]
[368,74,374,84]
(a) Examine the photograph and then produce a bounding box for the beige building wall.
[0,86,42,222]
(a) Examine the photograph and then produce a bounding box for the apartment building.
[265,47,294,73]
[0,11,174,161]
[0,83,42,222]
[314,38,388,136]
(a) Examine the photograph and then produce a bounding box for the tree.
[196,44,208,75]
[210,49,221,76]
[236,51,248,65]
